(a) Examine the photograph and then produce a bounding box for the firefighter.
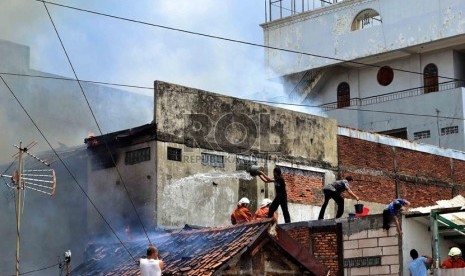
[231,197,252,225]
[254,198,278,222]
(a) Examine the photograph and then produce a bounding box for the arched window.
[424,63,438,93]
[351,9,382,31]
[337,82,350,108]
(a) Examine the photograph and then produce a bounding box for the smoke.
[0,1,327,274]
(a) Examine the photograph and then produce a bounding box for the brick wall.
[281,167,325,205]
[338,135,465,207]
[286,227,310,250]
[313,231,340,275]
[343,215,400,276]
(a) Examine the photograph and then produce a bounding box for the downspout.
[431,210,440,276]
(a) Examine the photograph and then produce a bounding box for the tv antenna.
[0,141,57,276]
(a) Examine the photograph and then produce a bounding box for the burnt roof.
[84,123,156,149]
[72,220,326,276]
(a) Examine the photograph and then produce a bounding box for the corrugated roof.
[409,195,465,225]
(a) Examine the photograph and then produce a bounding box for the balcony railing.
[265,0,345,22]
[320,80,465,112]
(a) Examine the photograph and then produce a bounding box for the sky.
[0,0,276,99]
[0,1,322,275]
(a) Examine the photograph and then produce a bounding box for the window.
[90,149,118,170]
[424,63,438,93]
[236,155,257,171]
[167,147,182,161]
[337,82,350,108]
[413,130,431,140]
[378,128,407,139]
[125,147,150,165]
[377,66,394,86]
[351,9,382,31]
[441,126,459,136]
[201,153,224,168]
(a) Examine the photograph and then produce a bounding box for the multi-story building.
[262,0,465,151]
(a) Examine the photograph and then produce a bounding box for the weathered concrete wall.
[87,141,157,237]
[263,0,465,76]
[154,80,338,169]
[156,141,258,227]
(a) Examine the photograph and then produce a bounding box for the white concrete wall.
[403,217,460,276]
[326,87,465,151]
[263,0,465,76]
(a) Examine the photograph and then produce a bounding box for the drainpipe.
[431,211,440,276]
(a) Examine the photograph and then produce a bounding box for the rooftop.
[73,220,326,275]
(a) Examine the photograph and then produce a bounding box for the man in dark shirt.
[318,176,359,220]
[258,167,291,223]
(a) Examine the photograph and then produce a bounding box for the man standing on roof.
[258,167,291,223]
[442,247,465,269]
[231,197,252,225]
[318,176,359,220]
[382,198,410,236]
[254,198,278,222]
[140,245,164,276]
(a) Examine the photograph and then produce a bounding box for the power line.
[34,0,462,82]
[12,261,61,276]
[2,69,465,121]
[41,0,152,245]
[0,71,152,90]
[0,74,138,263]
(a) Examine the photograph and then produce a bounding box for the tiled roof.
[73,220,275,276]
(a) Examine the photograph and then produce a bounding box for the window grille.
[167,147,182,162]
[201,153,224,168]
[413,130,431,140]
[125,147,150,165]
[441,126,459,136]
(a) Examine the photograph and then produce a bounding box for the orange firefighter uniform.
[231,206,252,225]
[254,207,278,222]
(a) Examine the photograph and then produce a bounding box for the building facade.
[85,80,339,236]
[262,0,465,151]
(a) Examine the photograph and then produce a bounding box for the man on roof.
[231,197,252,225]
[140,245,164,276]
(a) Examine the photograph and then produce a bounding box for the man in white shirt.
[140,245,164,276]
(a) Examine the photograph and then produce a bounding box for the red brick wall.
[286,227,310,250]
[281,167,324,204]
[312,230,340,276]
[337,135,465,207]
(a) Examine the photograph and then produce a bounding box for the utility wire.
[2,69,464,121]
[0,75,137,263]
[34,0,462,82]
[12,261,62,276]
[41,1,152,245]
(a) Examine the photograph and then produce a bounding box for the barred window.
[167,147,182,161]
[201,153,224,168]
[236,155,257,171]
[413,130,431,140]
[441,126,459,136]
[125,147,150,165]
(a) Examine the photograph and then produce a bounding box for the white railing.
[265,0,346,22]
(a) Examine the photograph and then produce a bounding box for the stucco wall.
[154,80,338,169]
[263,0,465,76]
[87,142,157,237]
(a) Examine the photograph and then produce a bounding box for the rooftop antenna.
[0,141,57,276]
